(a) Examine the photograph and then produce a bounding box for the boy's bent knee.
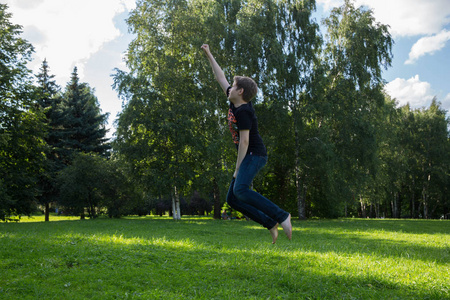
[233,184,249,201]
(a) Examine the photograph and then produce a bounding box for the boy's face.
[228,81,243,103]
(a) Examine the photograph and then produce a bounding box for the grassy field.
[1,215,449,299]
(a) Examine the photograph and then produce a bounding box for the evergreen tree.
[59,67,110,161]
[34,59,63,221]
[35,59,59,109]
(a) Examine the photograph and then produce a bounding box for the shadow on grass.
[0,218,448,299]
[285,228,450,265]
[303,218,450,234]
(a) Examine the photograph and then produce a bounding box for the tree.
[57,153,102,218]
[0,4,47,220]
[114,0,234,220]
[52,68,111,217]
[373,98,450,219]
[34,59,63,221]
[101,157,142,218]
[112,0,450,220]
[58,67,110,161]
[270,0,322,219]
[413,100,449,218]
[57,153,139,219]
[321,0,393,216]
[35,59,60,110]
[115,0,326,220]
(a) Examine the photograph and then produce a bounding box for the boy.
[201,44,292,243]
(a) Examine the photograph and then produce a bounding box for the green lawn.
[1,216,449,299]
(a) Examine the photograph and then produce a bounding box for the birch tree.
[322,0,393,214]
[114,0,216,219]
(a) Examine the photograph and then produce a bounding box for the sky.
[4,0,450,138]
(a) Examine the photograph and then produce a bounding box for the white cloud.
[5,0,135,84]
[360,0,450,37]
[10,0,44,10]
[318,0,450,37]
[316,0,342,11]
[405,29,450,64]
[443,94,450,111]
[385,75,436,108]
[5,0,136,138]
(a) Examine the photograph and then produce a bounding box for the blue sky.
[5,0,450,138]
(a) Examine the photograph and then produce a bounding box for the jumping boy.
[201,44,292,243]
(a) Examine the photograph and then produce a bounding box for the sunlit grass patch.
[0,218,448,299]
[2,213,82,223]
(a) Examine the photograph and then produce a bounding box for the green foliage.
[58,67,110,159]
[1,1,449,220]
[114,0,236,218]
[1,218,449,298]
[310,0,394,217]
[57,153,104,218]
[0,4,47,220]
[111,0,450,220]
[100,158,143,218]
[323,0,392,91]
[34,59,64,220]
[57,153,139,219]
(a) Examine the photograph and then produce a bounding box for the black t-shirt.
[226,86,267,156]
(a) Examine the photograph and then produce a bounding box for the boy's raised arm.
[201,44,230,95]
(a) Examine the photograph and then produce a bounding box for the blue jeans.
[226,154,289,229]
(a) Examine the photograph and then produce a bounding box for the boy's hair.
[234,76,258,102]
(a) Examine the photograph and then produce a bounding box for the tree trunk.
[360,195,366,218]
[423,201,428,219]
[296,172,306,220]
[87,192,96,219]
[430,199,440,218]
[213,177,221,219]
[295,122,306,220]
[395,192,398,218]
[391,192,398,218]
[45,202,50,222]
[423,192,428,219]
[293,87,306,220]
[410,179,415,218]
[172,186,181,220]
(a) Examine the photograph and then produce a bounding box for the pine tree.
[35,59,62,221]
[59,67,110,161]
[35,59,59,109]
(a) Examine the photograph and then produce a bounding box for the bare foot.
[269,223,279,244]
[280,214,292,240]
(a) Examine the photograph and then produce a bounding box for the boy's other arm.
[233,130,249,178]
[201,44,230,95]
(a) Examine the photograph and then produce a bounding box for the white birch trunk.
[172,186,181,220]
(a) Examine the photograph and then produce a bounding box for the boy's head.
[233,76,258,102]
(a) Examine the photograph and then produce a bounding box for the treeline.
[1,1,449,222]
[112,0,450,220]
[0,4,113,221]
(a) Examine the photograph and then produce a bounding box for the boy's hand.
[201,44,211,55]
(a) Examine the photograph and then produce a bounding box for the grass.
[1,215,449,299]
